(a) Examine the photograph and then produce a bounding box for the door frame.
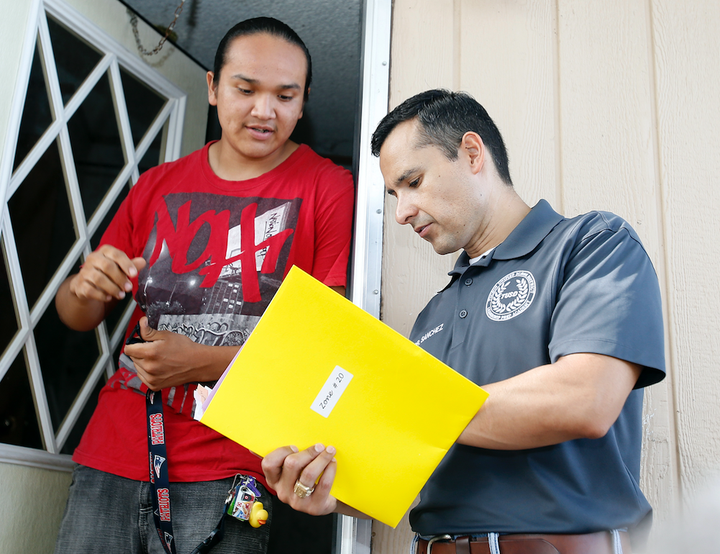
[341,0,391,552]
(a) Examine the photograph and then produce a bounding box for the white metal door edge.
[342,0,391,551]
[351,0,391,318]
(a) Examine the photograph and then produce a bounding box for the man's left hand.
[262,444,339,516]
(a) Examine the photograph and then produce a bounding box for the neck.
[207,139,298,181]
[464,185,531,258]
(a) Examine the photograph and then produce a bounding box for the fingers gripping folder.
[196,266,488,528]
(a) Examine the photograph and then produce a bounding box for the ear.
[299,87,310,119]
[207,71,218,106]
[460,132,485,175]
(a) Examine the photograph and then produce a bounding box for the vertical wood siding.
[376,0,719,551]
[650,0,720,499]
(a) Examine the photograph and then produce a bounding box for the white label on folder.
[311,366,353,418]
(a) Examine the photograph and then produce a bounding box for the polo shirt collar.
[449,199,564,275]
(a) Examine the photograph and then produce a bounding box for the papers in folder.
[199,266,488,527]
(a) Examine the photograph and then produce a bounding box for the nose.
[251,94,275,119]
[394,193,418,225]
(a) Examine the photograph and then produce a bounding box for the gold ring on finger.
[293,479,315,498]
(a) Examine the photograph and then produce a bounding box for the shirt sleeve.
[309,163,355,288]
[548,223,666,388]
[97,181,141,258]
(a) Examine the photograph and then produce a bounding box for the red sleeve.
[96,173,155,343]
[98,181,142,258]
[309,162,355,287]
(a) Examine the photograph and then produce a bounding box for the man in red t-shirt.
[53,17,353,554]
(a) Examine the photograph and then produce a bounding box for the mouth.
[246,124,275,136]
[414,223,431,238]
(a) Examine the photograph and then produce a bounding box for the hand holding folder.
[261,443,348,518]
[199,266,488,527]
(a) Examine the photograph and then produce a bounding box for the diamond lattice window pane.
[35,280,101,433]
[137,125,167,175]
[60,375,105,455]
[47,16,103,106]
[13,40,54,172]
[0,6,184,462]
[90,180,131,251]
[89,179,133,338]
[0,352,44,450]
[120,67,167,149]
[67,71,126,220]
[7,139,77,310]
[105,294,133,341]
[0,240,20,356]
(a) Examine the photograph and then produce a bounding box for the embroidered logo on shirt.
[486,270,536,321]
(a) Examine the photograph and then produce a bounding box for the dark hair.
[212,17,312,101]
[371,89,512,185]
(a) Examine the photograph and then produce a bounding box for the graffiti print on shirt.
[136,192,301,347]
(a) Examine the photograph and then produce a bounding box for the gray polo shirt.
[409,200,665,537]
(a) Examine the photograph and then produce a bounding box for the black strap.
[133,321,235,554]
[147,389,178,554]
[147,388,231,554]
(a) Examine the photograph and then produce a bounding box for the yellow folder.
[200,266,488,527]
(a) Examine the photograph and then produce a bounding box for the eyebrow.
[385,166,421,195]
[230,74,302,91]
[394,167,421,185]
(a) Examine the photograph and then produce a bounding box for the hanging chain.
[129,0,186,57]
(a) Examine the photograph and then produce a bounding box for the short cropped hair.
[371,89,512,185]
[212,17,312,101]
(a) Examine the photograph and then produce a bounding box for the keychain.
[225,474,269,528]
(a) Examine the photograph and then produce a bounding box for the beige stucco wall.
[0,0,208,552]
[377,0,720,552]
[0,464,73,553]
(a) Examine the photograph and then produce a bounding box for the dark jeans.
[54,465,272,554]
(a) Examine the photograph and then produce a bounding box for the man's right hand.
[69,244,146,303]
[56,245,146,332]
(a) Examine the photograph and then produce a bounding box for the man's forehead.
[379,122,429,177]
[380,120,419,158]
[386,119,421,147]
[228,73,301,91]
[223,34,307,83]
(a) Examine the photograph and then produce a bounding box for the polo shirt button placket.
[464,278,473,286]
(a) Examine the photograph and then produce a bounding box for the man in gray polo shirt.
[262,89,666,554]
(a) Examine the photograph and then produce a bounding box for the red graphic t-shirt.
[72,142,354,485]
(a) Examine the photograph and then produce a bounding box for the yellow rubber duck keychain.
[225,474,269,528]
